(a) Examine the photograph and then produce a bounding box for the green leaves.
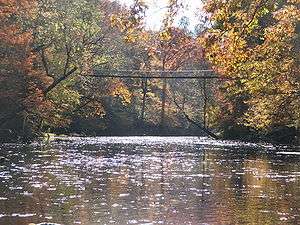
[32,0,102,77]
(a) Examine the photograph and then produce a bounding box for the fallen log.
[172,95,220,140]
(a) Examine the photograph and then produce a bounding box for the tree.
[27,0,141,133]
[0,0,51,140]
[202,0,300,140]
[0,0,146,139]
[147,27,204,132]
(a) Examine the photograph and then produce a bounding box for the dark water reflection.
[0,137,299,225]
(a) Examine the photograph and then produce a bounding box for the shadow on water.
[0,137,299,225]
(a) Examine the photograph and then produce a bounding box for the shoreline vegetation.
[1,126,299,146]
[1,0,299,145]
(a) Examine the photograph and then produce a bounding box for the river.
[0,136,299,225]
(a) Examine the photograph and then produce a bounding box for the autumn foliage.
[0,0,51,139]
[202,0,300,140]
[1,0,299,142]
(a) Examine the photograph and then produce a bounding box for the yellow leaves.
[110,14,132,32]
[202,0,300,132]
[159,30,172,41]
[110,15,143,43]
[124,33,137,43]
[206,105,222,129]
[110,6,146,43]
[110,14,118,27]
[264,4,299,44]
[110,80,132,105]
[243,89,300,131]
[243,99,273,130]
[213,7,227,23]
[274,5,300,22]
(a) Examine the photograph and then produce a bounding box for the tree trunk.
[0,67,78,128]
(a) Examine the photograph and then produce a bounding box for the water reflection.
[0,137,299,225]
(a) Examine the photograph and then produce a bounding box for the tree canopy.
[0,0,299,143]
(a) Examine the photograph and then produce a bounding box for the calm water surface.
[0,136,299,225]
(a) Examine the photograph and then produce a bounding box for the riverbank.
[1,129,299,146]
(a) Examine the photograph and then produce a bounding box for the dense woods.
[203,0,300,142]
[0,0,299,143]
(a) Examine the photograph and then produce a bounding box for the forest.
[1,0,299,144]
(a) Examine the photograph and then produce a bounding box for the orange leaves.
[150,27,203,71]
[0,0,53,133]
[0,24,32,46]
[0,0,35,20]
[0,0,17,18]
[264,4,299,45]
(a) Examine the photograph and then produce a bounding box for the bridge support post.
[160,77,167,133]
[203,78,207,129]
[140,77,148,123]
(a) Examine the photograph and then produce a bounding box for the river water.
[0,136,299,225]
